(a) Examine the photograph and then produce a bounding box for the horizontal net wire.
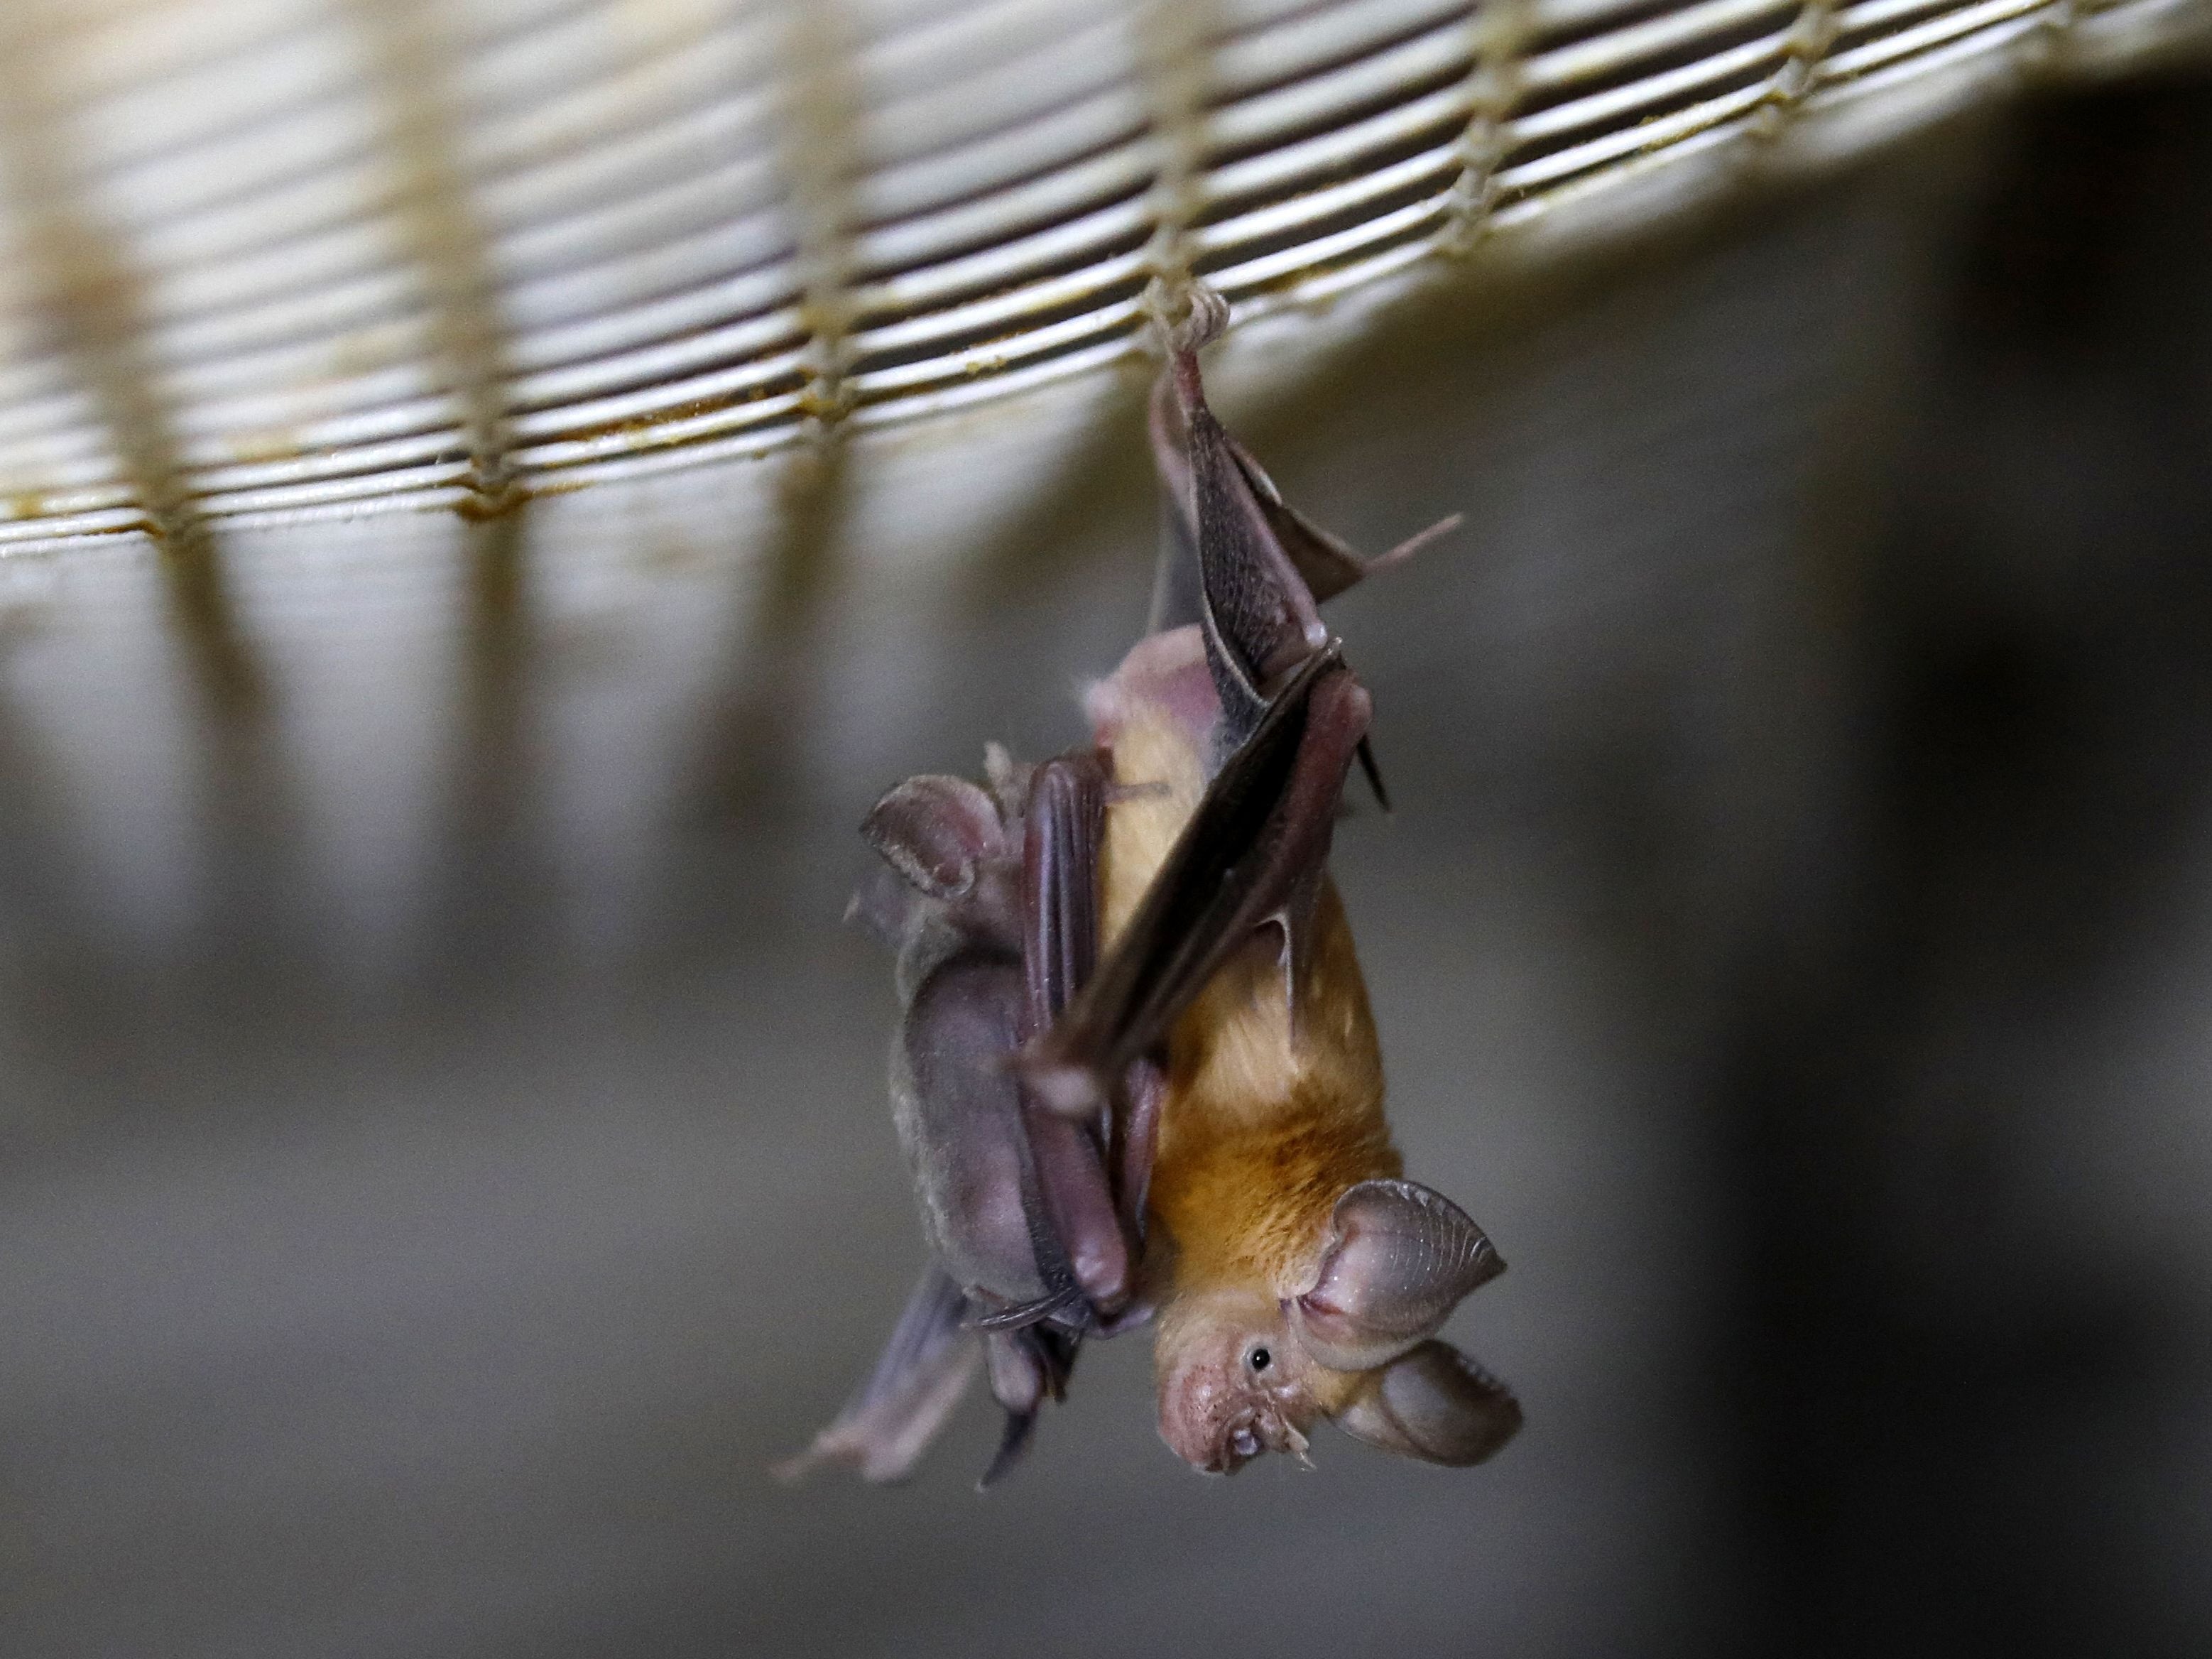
[0,0,2199,549]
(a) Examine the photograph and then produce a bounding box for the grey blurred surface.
[4,77,2212,1659]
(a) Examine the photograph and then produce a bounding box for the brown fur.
[1098,687,1398,1306]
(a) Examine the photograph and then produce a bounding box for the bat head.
[1154,1286,1323,1474]
[1154,1180,1519,1473]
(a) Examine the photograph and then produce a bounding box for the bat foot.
[1165,282,1229,358]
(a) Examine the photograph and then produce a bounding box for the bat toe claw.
[978,1409,1039,1490]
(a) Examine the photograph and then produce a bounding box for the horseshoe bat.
[780,288,1519,1486]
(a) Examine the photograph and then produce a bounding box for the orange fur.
[1099,697,1398,1304]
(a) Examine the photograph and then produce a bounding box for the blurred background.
[1,1,2210,1655]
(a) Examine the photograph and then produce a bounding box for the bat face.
[781,288,1518,1488]
[1146,1178,1519,1474]
[1155,1286,1321,1472]
[1153,1292,1518,1473]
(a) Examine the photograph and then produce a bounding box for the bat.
[779,287,1518,1486]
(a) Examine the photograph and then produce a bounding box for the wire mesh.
[0,0,2201,551]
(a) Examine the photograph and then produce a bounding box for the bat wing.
[1146,312,1434,796]
[1026,291,1402,1214]
[1025,647,1369,1114]
[773,1266,978,1485]
[1004,752,1135,1317]
[819,746,1145,1488]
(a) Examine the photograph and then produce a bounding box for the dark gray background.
[3,77,2210,1658]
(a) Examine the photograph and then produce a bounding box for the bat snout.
[1156,1324,1317,1474]
[1162,1390,1266,1476]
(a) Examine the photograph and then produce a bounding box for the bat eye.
[1247,1346,1272,1374]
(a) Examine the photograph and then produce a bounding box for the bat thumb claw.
[1019,1054,1106,1119]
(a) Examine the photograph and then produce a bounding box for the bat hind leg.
[979,1325,1079,1488]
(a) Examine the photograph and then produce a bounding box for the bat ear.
[862,775,1006,899]
[1289,1179,1504,1371]
[1329,1340,1521,1467]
